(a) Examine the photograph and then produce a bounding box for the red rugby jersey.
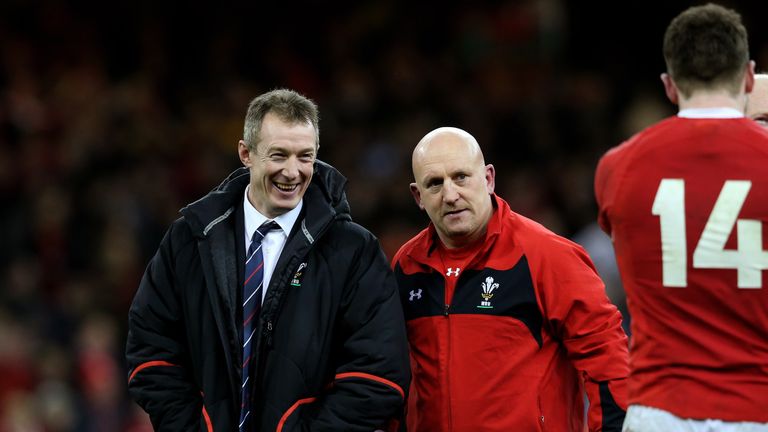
[595,114,768,422]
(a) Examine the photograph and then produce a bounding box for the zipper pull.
[266,321,274,347]
[444,304,450,316]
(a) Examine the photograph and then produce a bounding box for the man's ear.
[661,73,680,105]
[238,140,252,167]
[745,60,756,94]
[485,164,496,194]
[410,183,424,210]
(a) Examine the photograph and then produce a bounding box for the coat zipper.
[445,303,453,431]
[537,394,545,431]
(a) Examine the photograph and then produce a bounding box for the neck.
[440,235,474,250]
[437,225,489,250]
[678,92,747,113]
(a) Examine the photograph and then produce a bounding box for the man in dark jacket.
[126,89,410,432]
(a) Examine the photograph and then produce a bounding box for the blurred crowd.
[1,1,766,430]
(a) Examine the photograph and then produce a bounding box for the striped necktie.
[239,220,278,431]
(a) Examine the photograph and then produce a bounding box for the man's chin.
[442,227,472,241]
[443,218,470,230]
[264,199,301,218]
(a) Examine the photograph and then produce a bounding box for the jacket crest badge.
[291,262,307,287]
[477,276,499,309]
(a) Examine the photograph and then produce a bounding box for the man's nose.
[442,181,460,203]
[282,157,300,178]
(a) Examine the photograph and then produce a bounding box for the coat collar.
[179,160,351,240]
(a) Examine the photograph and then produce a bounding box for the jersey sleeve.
[595,147,621,237]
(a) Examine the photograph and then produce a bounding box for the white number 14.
[652,179,768,289]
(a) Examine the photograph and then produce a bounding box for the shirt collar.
[243,184,303,240]
[677,107,744,118]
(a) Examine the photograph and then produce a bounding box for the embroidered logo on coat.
[291,262,307,287]
[477,276,500,309]
[408,289,423,301]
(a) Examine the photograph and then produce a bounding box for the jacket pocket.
[199,395,234,432]
[275,396,317,432]
[200,401,213,432]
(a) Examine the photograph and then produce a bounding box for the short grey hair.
[243,88,320,151]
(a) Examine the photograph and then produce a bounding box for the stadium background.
[1,1,766,430]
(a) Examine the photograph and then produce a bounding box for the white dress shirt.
[243,185,302,304]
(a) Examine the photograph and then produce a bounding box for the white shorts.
[623,405,768,432]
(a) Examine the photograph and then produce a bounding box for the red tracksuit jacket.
[393,195,628,431]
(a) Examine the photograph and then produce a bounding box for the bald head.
[746,74,768,128]
[409,127,495,249]
[412,127,485,179]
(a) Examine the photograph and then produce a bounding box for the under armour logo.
[446,267,461,277]
[409,289,423,301]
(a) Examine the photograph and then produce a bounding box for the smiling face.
[410,128,495,249]
[238,112,317,218]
